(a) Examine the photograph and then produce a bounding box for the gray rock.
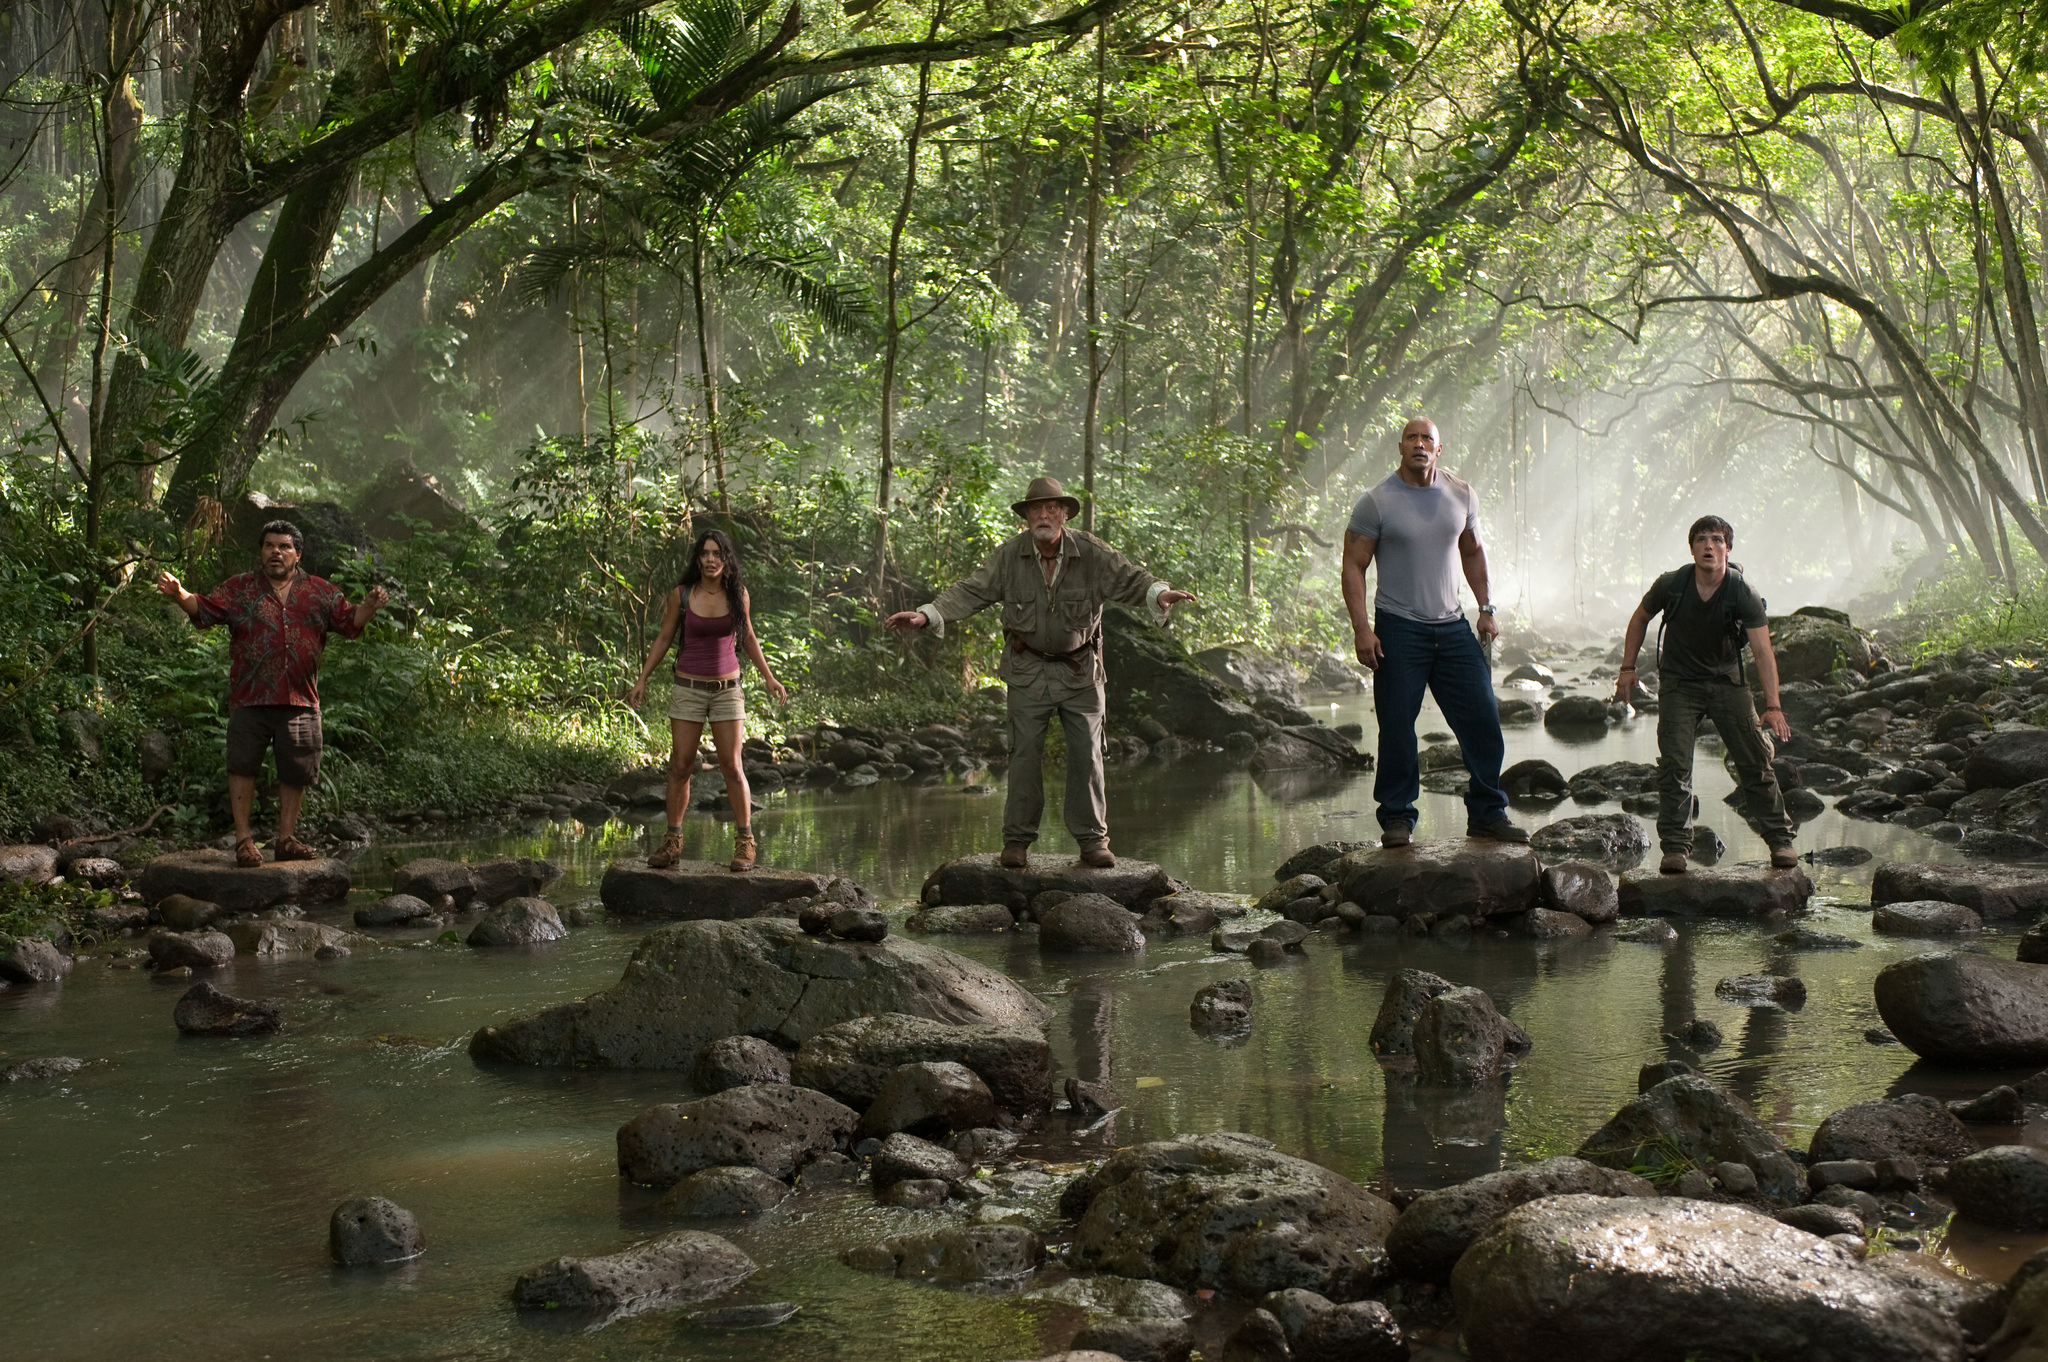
[1073,1317,1194,1362]
[830,906,888,941]
[797,1151,858,1186]
[1252,873,1326,916]
[136,849,350,911]
[514,1230,756,1314]
[1,1056,84,1082]
[906,903,1015,933]
[329,1196,425,1265]
[843,1224,1042,1282]
[173,981,282,1036]
[1715,1162,1758,1194]
[656,1165,791,1217]
[1039,893,1144,953]
[1772,927,1862,950]
[393,855,561,906]
[1140,896,1223,935]
[1451,1195,1962,1362]
[155,893,221,931]
[1544,694,1614,730]
[469,920,1049,1068]
[1812,1185,1882,1226]
[1258,1286,1332,1340]
[1577,1074,1802,1205]
[66,856,126,888]
[860,1061,996,1137]
[1530,813,1650,871]
[465,897,567,946]
[1964,728,2048,791]
[1191,978,1253,1034]
[0,844,59,885]
[1220,1308,1291,1361]
[148,929,235,971]
[1386,1156,1654,1281]
[1414,986,1530,1083]
[1808,1094,1976,1165]
[920,850,1174,909]
[870,1132,971,1189]
[1639,1060,1695,1091]
[1874,951,2048,1065]
[1714,973,1807,1008]
[1614,918,1678,943]
[615,1083,858,1184]
[0,935,71,983]
[1808,1159,1879,1190]
[600,859,828,920]
[1873,900,1982,935]
[1510,907,1593,938]
[1069,1132,1397,1300]
[1948,1085,2025,1123]
[1539,860,1618,923]
[1290,1300,1405,1362]
[354,893,435,928]
[1249,730,1361,773]
[1029,1274,1195,1321]
[1275,842,1372,881]
[790,1012,1049,1113]
[1616,864,1814,918]
[2021,921,2048,963]
[879,1176,948,1208]
[221,920,376,957]
[1777,1203,1867,1238]
[1334,840,1541,920]
[1196,645,1305,706]
[1946,1146,2048,1231]
[1246,937,1288,965]
[690,1036,790,1092]
[1369,969,1453,1058]
[1871,861,2048,920]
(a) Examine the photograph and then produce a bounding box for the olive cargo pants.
[1655,675,1794,852]
[1004,679,1108,847]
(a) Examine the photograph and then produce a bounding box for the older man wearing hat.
[887,476,1195,869]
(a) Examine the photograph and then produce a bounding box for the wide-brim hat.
[1011,475,1083,518]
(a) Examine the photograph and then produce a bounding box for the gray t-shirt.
[1347,471,1480,623]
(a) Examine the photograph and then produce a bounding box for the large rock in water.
[1807,1094,1976,1165]
[1386,1156,1655,1281]
[921,851,1173,910]
[790,1012,1051,1112]
[1615,865,1813,919]
[1869,861,2048,921]
[391,855,559,906]
[1068,1132,1397,1301]
[135,850,349,911]
[1333,842,1539,922]
[1528,813,1649,871]
[616,1083,858,1184]
[221,920,376,957]
[1577,1074,1803,1205]
[1194,645,1305,706]
[513,1230,756,1314]
[1369,969,1452,1059]
[1873,952,2048,1065]
[1101,603,1264,743]
[601,859,830,920]
[1038,893,1144,952]
[469,919,1049,1068]
[1413,986,1530,1083]
[1450,1195,1962,1362]
[1964,728,2048,792]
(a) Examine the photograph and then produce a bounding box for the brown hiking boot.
[1769,844,1799,870]
[1659,851,1689,874]
[272,833,317,862]
[233,836,263,868]
[1077,842,1116,869]
[647,828,685,869]
[729,829,757,872]
[999,842,1029,871]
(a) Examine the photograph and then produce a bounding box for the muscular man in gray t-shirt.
[1347,467,1482,623]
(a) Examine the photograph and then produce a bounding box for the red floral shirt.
[190,571,363,709]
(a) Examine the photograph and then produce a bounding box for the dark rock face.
[136,849,349,911]
[1450,1195,1962,1362]
[1964,729,2048,792]
[1413,987,1530,1083]
[393,854,560,906]
[155,893,221,931]
[828,907,888,941]
[1191,978,1253,1034]
[513,1230,756,1314]
[600,859,829,920]
[905,903,1015,933]
[656,1166,791,1218]
[1249,730,1363,773]
[689,1036,790,1093]
[1068,1132,1398,1301]
[1276,842,1373,880]
[0,844,59,885]
[1808,1094,1975,1166]
[1529,813,1650,871]
[1869,862,2048,921]
[354,893,436,927]
[1873,952,2048,1065]
[615,1083,858,1185]
[1948,1086,2025,1123]
[843,1225,1042,1283]
[1769,613,1879,682]
[1501,759,1570,800]
[1334,842,1540,921]
[1141,896,1224,936]
[1369,969,1452,1059]
[1540,861,1618,923]
[1290,1300,1406,1362]
[1615,865,1814,919]
[467,897,567,947]
[1039,893,1145,952]
[173,981,283,1036]
[329,1196,425,1266]
[1510,907,1593,938]
[1196,646,1305,706]
[1872,901,1982,935]
[1945,1147,2048,1231]
[1714,974,1807,1008]
[869,1131,970,1188]
[149,928,235,972]
[1102,602,1264,744]
[469,920,1049,1068]
[1777,1203,1866,1239]
[1543,695,1613,731]
[0,935,71,983]
[789,1012,1049,1113]
[221,920,374,958]
[1578,1075,1803,1205]
[859,1061,997,1137]
[920,851,1174,909]
[1073,1316,1195,1362]
[1385,1156,1654,1282]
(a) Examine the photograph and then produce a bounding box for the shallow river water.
[6,668,2048,1360]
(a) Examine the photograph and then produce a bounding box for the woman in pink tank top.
[626,529,788,871]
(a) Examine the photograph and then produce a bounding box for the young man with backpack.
[1614,515,1797,874]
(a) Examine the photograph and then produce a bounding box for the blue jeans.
[1371,613,1508,831]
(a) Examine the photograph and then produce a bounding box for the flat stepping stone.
[601,859,830,920]
[1615,864,1813,919]
[920,851,1174,910]
[1870,862,2048,921]
[222,920,378,956]
[391,855,559,906]
[135,849,349,912]
[1330,840,1540,920]
[1872,901,1982,935]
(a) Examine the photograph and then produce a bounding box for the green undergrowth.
[1900,545,2048,657]
[0,880,118,951]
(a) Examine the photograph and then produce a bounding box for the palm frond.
[616,0,766,117]
[513,240,663,305]
[721,248,877,338]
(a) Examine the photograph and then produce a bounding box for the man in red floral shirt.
[158,521,388,866]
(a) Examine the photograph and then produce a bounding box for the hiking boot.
[999,842,1030,871]
[647,828,685,870]
[1660,851,1689,875]
[1769,844,1798,870]
[1467,819,1529,843]
[729,829,757,872]
[233,836,263,868]
[1077,842,1116,869]
[1381,822,1413,848]
[271,833,317,862]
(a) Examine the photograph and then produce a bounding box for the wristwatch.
[1477,605,1497,616]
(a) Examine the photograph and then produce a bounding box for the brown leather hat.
[1011,475,1082,518]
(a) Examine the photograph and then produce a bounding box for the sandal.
[272,833,317,862]
[233,837,263,868]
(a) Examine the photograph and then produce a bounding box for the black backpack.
[1657,564,1763,683]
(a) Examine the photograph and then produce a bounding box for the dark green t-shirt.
[1641,566,1768,681]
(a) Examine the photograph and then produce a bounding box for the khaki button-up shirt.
[916,529,1169,693]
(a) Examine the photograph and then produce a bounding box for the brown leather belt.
[1005,629,1099,677]
[673,676,742,691]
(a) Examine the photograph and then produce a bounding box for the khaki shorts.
[667,680,744,725]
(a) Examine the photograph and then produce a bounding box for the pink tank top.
[675,600,739,677]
